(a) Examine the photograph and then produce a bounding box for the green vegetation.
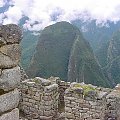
[20,20,120,87]
[27,21,110,87]
[68,33,109,87]
[20,31,39,69]
[27,22,78,79]
[70,83,96,97]
[32,78,41,84]
[72,20,120,68]
[104,30,120,85]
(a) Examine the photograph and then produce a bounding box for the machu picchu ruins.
[0,24,120,120]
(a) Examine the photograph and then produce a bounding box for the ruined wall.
[20,76,120,120]
[56,79,70,105]
[0,24,22,120]
[104,85,120,120]
[64,82,120,120]
[20,77,59,120]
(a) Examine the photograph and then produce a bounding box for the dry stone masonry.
[19,77,120,120]
[64,82,120,120]
[104,85,120,120]
[20,77,59,120]
[0,24,22,120]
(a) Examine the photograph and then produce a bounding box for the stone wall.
[48,77,70,114]
[20,77,59,120]
[56,79,70,105]
[0,24,22,120]
[20,77,120,120]
[64,82,120,120]
[104,85,120,120]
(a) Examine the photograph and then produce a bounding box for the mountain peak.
[27,22,110,87]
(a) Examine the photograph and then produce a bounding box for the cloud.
[3,6,22,24]
[1,0,120,31]
[0,0,5,7]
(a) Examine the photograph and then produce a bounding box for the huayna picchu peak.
[27,21,110,87]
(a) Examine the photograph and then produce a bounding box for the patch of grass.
[72,84,96,96]
[32,78,41,84]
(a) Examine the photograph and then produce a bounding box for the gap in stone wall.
[58,100,65,113]
[0,89,5,95]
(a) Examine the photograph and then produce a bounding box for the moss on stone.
[83,85,96,97]
[73,83,82,88]
[32,78,40,84]
[71,84,96,97]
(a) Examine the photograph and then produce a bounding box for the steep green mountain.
[27,21,110,87]
[67,35,109,87]
[104,30,120,85]
[19,20,120,71]
[72,20,120,67]
[27,22,79,80]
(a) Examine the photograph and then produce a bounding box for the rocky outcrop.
[0,24,22,120]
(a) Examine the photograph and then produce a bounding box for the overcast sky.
[1,0,120,31]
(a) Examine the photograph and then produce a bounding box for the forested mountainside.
[73,20,120,67]
[27,21,110,87]
[20,31,39,69]
[104,30,120,85]
[21,20,120,70]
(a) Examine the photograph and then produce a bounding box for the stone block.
[45,84,58,93]
[0,44,21,68]
[39,116,53,120]
[0,108,19,120]
[65,113,75,119]
[0,89,19,113]
[0,66,21,91]
[0,24,22,44]
[0,53,18,69]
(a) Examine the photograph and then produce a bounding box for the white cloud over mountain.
[0,0,5,7]
[1,0,120,31]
